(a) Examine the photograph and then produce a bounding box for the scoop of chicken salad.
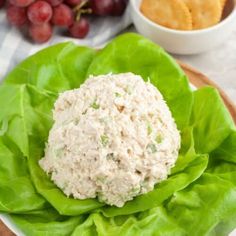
[39,73,180,207]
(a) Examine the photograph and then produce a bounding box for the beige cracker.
[220,0,227,8]
[184,0,222,29]
[140,0,192,30]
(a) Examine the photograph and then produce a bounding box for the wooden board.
[0,62,235,236]
[0,221,14,236]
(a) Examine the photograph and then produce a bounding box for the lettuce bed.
[0,33,236,236]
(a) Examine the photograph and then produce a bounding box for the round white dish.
[130,0,236,55]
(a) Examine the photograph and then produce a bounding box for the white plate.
[0,84,236,236]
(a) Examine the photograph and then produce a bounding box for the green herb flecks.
[101,135,109,147]
[129,186,140,195]
[156,134,163,143]
[147,122,152,135]
[115,92,121,97]
[97,192,106,202]
[147,143,157,153]
[125,86,132,95]
[99,117,110,124]
[90,99,100,109]
[96,176,106,183]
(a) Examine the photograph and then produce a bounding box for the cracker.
[140,0,192,30]
[220,0,227,8]
[184,0,222,29]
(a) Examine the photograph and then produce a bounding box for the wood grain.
[0,62,235,236]
[0,221,14,236]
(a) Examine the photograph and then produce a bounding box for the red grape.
[69,17,89,38]
[7,5,27,26]
[52,4,73,26]
[90,0,114,16]
[29,23,52,43]
[65,0,81,7]
[112,0,126,16]
[4,0,127,44]
[45,0,62,7]
[27,1,53,25]
[9,0,34,7]
[0,0,5,8]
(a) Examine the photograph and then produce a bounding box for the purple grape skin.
[90,0,114,16]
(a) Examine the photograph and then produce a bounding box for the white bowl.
[130,0,236,54]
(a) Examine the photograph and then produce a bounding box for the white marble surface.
[175,28,236,104]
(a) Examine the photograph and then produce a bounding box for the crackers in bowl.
[140,0,225,30]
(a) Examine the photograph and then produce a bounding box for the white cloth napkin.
[0,6,132,81]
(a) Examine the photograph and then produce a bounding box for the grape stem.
[73,0,91,22]
[75,9,92,21]
[73,0,89,12]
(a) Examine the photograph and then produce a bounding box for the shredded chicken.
[39,73,180,207]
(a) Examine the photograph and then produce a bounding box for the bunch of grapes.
[0,0,128,43]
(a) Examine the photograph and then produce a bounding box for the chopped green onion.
[90,100,100,109]
[156,134,163,143]
[129,186,140,195]
[147,143,157,153]
[101,135,109,147]
[115,92,121,97]
[53,148,63,158]
[97,192,105,202]
[147,122,152,135]
[96,176,106,183]
[125,86,132,95]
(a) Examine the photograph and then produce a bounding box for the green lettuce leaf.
[71,207,186,236]
[87,33,193,130]
[0,84,103,215]
[166,172,236,236]
[190,87,235,154]
[211,131,236,164]
[0,84,52,213]
[4,43,96,93]
[0,84,29,156]
[11,208,85,236]
[102,154,208,217]
[0,137,47,213]
[28,136,104,216]
[0,33,235,235]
